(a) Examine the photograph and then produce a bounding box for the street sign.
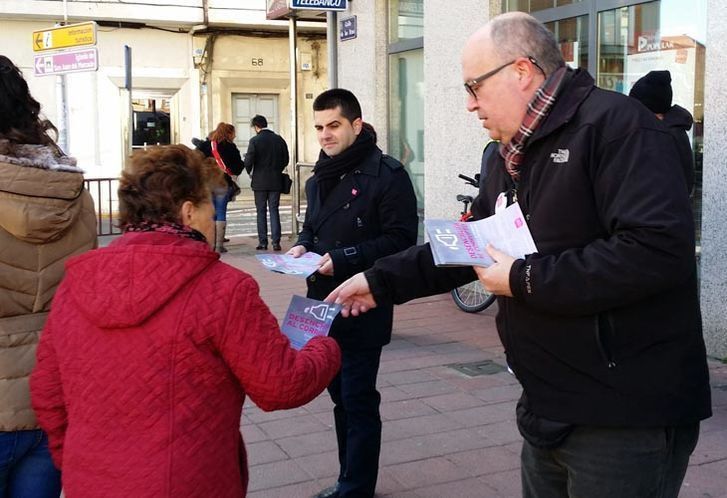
[290,0,348,11]
[32,21,96,52]
[34,47,98,77]
[340,16,357,41]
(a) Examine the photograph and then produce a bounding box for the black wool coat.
[296,147,418,349]
[243,129,290,192]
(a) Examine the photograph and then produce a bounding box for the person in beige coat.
[0,55,96,497]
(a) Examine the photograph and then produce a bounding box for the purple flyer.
[281,295,342,350]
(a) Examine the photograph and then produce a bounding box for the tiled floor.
[222,237,727,498]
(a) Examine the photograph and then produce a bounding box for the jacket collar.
[529,68,595,144]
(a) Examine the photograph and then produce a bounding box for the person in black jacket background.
[629,70,696,195]
[327,13,710,498]
[195,122,244,252]
[244,115,289,251]
[288,89,418,498]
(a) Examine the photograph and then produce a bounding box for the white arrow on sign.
[35,56,45,74]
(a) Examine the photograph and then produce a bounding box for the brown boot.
[215,221,227,253]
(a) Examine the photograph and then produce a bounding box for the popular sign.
[32,22,96,52]
[34,48,98,77]
[290,0,348,11]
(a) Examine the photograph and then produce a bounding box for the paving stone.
[258,413,330,440]
[380,399,439,421]
[385,457,472,488]
[276,430,339,458]
[247,459,311,492]
[292,450,339,480]
[446,445,522,477]
[409,477,502,498]
[421,391,485,412]
[245,440,289,466]
[383,413,463,441]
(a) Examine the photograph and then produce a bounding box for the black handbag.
[281,172,293,194]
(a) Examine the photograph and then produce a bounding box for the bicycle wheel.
[451,280,496,313]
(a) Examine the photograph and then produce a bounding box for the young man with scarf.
[288,89,418,498]
[326,13,711,498]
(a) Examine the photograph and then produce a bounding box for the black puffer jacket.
[662,104,695,195]
[366,69,711,427]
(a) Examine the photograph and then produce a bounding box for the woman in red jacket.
[30,145,341,497]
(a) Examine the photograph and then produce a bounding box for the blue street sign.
[340,16,357,41]
[290,0,348,11]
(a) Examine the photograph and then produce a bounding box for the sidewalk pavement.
[223,237,727,498]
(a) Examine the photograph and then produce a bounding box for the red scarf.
[500,66,567,181]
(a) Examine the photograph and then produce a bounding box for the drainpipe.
[326,10,338,88]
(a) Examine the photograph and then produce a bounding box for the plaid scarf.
[500,65,568,181]
[124,221,207,243]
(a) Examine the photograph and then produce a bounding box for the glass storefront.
[504,0,707,248]
[545,15,589,70]
[503,0,582,13]
[389,0,423,43]
[388,0,424,235]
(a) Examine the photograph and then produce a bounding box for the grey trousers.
[521,423,700,498]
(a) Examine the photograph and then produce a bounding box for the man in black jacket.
[288,89,418,498]
[244,115,289,251]
[629,70,696,195]
[327,13,711,498]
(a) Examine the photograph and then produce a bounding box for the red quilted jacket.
[30,232,341,497]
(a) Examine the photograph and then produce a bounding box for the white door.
[232,94,279,192]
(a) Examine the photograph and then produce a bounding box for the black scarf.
[313,129,376,202]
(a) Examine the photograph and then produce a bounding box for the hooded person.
[29,144,341,497]
[629,70,696,195]
[0,54,97,498]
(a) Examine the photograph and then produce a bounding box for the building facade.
[336,0,725,358]
[0,0,329,184]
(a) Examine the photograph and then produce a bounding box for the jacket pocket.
[595,313,617,369]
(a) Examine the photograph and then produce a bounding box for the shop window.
[597,0,706,246]
[132,97,171,148]
[545,15,589,70]
[388,0,423,43]
[388,49,425,235]
[503,0,582,13]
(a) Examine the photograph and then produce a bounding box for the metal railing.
[293,162,315,230]
[84,178,122,236]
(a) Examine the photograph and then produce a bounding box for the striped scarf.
[500,65,567,181]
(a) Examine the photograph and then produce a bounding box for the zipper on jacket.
[595,314,617,369]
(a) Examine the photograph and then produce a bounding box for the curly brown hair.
[118,145,223,228]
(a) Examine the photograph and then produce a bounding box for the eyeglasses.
[464,56,546,99]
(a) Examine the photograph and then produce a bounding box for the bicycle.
[450,173,497,313]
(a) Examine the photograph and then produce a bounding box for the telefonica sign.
[290,0,348,11]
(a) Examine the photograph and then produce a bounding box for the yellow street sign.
[32,22,96,52]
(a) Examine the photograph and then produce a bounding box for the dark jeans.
[328,346,383,498]
[253,190,281,245]
[0,430,61,498]
[521,423,700,498]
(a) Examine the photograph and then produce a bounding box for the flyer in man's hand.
[256,252,322,278]
[280,295,342,350]
[425,202,537,267]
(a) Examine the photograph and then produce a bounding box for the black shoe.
[272,243,282,252]
[312,483,339,498]
[256,244,267,251]
[223,237,230,242]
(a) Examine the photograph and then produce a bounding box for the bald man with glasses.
[327,11,710,498]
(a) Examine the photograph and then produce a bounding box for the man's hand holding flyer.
[425,202,537,266]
